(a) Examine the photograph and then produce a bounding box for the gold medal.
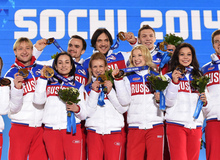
[159,41,168,52]
[118,32,126,41]
[114,70,125,79]
[175,64,186,75]
[43,67,54,78]
[45,38,54,45]
[0,78,11,86]
[18,68,29,78]
[96,74,107,85]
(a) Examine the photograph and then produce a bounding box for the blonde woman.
[113,45,164,160]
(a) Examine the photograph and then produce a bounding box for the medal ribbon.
[156,90,166,111]
[48,69,74,84]
[193,95,204,119]
[67,111,76,134]
[120,66,149,73]
[97,86,106,106]
[96,76,106,107]
[159,52,171,69]
[110,33,121,50]
[52,38,65,52]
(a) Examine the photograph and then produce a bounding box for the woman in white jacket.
[164,43,207,160]
[33,52,87,160]
[112,45,164,160]
[85,52,127,160]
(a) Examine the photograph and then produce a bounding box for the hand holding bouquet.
[57,87,81,133]
[147,74,169,110]
[191,75,210,119]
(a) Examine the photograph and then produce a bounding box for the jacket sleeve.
[201,88,211,115]
[33,77,47,105]
[165,80,179,107]
[33,46,43,60]
[3,76,24,114]
[0,86,10,115]
[114,77,131,106]
[107,88,128,114]
[74,85,87,120]
[86,90,99,117]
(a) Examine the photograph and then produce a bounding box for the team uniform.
[0,85,10,159]
[201,53,220,160]
[33,75,87,160]
[164,67,205,160]
[85,76,127,160]
[4,56,48,160]
[114,68,164,160]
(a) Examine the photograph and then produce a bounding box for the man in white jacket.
[4,37,48,160]
[201,29,220,160]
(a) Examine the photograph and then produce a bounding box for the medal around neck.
[0,78,11,86]
[18,68,29,78]
[96,74,107,84]
[45,38,55,45]
[43,67,54,78]
[118,32,126,41]
[159,41,168,52]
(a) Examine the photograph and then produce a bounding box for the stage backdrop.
[1,0,220,159]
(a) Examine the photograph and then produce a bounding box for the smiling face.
[14,41,33,66]
[90,59,107,77]
[138,29,156,51]
[213,34,220,55]
[67,38,85,62]
[178,47,192,67]
[131,49,146,67]
[55,55,72,77]
[95,33,111,54]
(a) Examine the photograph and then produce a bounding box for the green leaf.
[147,74,169,91]
[164,33,184,46]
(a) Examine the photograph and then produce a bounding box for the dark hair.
[91,28,113,48]
[52,52,76,83]
[170,43,202,77]
[211,29,220,45]
[70,35,87,50]
[138,25,155,39]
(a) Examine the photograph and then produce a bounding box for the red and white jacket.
[114,69,164,130]
[85,77,127,134]
[164,69,206,129]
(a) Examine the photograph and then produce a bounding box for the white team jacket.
[85,77,128,134]
[0,86,10,132]
[201,53,220,120]
[114,70,164,130]
[164,71,205,129]
[33,78,87,130]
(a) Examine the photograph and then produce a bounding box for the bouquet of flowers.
[58,87,80,105]
[191,75,210,119]
[57,87,81,133]
[147,74,169,110]
[163,33,184,47]
[159,34,184,70]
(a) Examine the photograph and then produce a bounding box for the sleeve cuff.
[129,38,137,45]
[172,79,180,85]
[75,105,81,113]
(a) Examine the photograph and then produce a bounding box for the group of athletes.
[0,24,219,160]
